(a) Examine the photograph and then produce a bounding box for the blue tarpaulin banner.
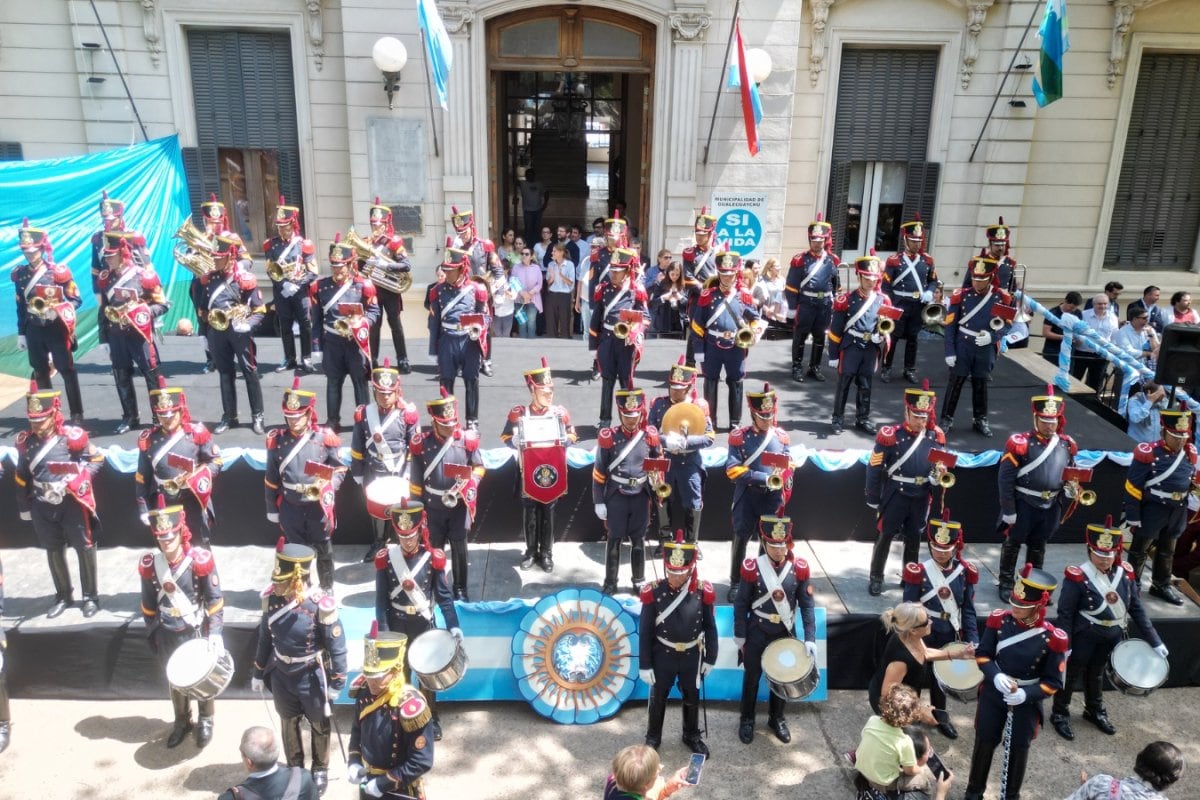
[0,136,194,377]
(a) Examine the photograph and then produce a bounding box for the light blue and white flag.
[418,0,453,109]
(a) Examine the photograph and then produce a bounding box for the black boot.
[1082,704,1116,735]
[195,698,215,747]
[520,507,539,570]
[807,338,827,381]
[214,372,238,434]
[46,548,73,618]
[901,536,921,574]
[1051,711,1075,740]
[832,374,853,426]
[645,691,667,749]
[78,546,100,617]
[280,715,305,766]
[703,379,720,431]
[602,537,621,594]
[538,507,556,572]
[166,690,192,748]
[727,380,744,430]
[854,379,874,432]
[326,380,344,433]
[114,368,139,434]
[682,703,709,756]
[971,378,991,436]
[451,543,470,601]
[245,363,265,433]
[630,540,645,592]
[997,539,1021,601]
[464,378,480,426]
[63,369,85,420]
[1004,745,1031,799]
[867,532,893,596]
[965,737,998,800]
[728,537,749,602]
[363,517,387,563]
[599,378,615,428]
[1026,540,1047,571]
[314,540,335,593]
[1127,536,1150,583]
[310,717,332,793]
[941,376,966,431]
[1150,539,1186,605]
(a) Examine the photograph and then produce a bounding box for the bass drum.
[1106,639,1169,697]
[762,638,819,701]
[409,629,468,692]
[167,638,234,700]
[365,475,410,520]
[932,642,983,703]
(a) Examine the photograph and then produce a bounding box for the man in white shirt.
[1114,306,1159,368]
[1073,294,1119,391]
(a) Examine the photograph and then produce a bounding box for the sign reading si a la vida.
[711,192,768,262]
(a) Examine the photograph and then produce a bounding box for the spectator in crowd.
[1169,291,1199,325]
[509,236,527,267]
[1128,286,1166,333]
[1063,741,1183,800]
[568,225,585,266]
[854,684,953,800]
[867,602,972,721]
[630,234,644,266]
[1085,281,1125,320]
[518,168,549,245]
[545,243,576,339]
[544,225,570,268]
[491,259,520,338]
[511,245,543,339]
[217,726,317,800]
[649,260,688,338]
[753,258,787,323]
[1074,293,1120,390]
[604,744,692,800]
[1115,307,1160,368]
[1042,291,1084,366]
[1125,381,1167,444]
[534,225,554,265]
[645,249,671,289]
[497,227,517,266]
[587,217,606,249]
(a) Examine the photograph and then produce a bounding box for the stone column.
[440,3,475,201]
[664,10,711,248]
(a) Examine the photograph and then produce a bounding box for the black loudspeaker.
[1155,324,1200,387]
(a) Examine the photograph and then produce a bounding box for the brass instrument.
[464,321,484,341]
[172,219,215,277]
[937,469,956,489]
[654,482,673,500]
[161,472,190,496]
[989,314,1007,331]
[334,318,353,338]
[29,295,49,316]
[104,304,127,325]
[922,303,946,324]
[1064,480,1097,506]
[266,260,287,282]
[43,481,66,505]
[766,471,784,491]
[614,320,632,340]
[877,316,896,336]
[346,228,413,293]
[302,483,324,502]
[209,304,250,332]
[442,479,467,508]
[735,323,756,349]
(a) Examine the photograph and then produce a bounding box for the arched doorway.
[487,6,656,245]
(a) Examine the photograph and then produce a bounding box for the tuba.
[172,219,215,277]
[209,304,250,332]
[346,229,413,294]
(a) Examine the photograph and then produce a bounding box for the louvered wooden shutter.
[831,49,938,164]
[181,146,220,225]
[826,162,852,258]
[0,142,24,161]
[902,161,941,248]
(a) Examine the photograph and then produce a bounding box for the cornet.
[161,472,190,496]
[935,467,956,489]
[877,316,896,336]
[614,320,632,340]
[302,482,325,502]
[654,482,673,500]
[29,295,50,316]
[442,480,466,508]
[333,318,353,338]
[209,304,250,332]
[735,324,756,349]
[465,321,484,341]
[1064,480,1097,506]
[766,470,784,491]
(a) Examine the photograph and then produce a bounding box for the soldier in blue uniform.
[681,209,718,283]
[264,379,346,592]
[725,383,793,602]
[137,502,225,748]
[1124,406,1197,606]
[1051,517,1168,740]
[962,217,1018,293]
[364,198,414,373]
[865,384,946,595]
[691,247,761,431]
[409,392,485,600]
[429,245,490,430]
[204,233,268,435]
[252,543,348,797]
[996,389,1078,599]
[828,254,893,435]
[500,359,578,572]
[590,248,649,428]
[310,235,380,432]
[785,215,841,383]
[647,358,715,547]
[90,191,129,299]
[12,220,85,422]
[964,566,1067,800]
[585,215,636,377]
[594,388,663,594]
[374,500,462,743]
[902,509,980,739]
[451,207,504,377]
[638,532,718,756]
[351,360,420,560]
[733,516,818,745]
[187,194,230,374]
[0,553,9,753]
[347,626,435,800]
[14,383,105,617]
[136,378,223,545]
[881,219,937,384]
[941,257,1012,437]
[264,196,318,373]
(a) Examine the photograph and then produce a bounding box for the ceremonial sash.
[422,434,458,482]
[366,405,404,474]
[886,430,926,478]
[278,431,314,478]
[655,586,690,627]
[798,254,829,289]
[29,435,61,474]
[1081,562,1127,626]
[1016,438,1059,479]
[1144,448,1187,489]
[956,288,994,330]
[154,552,202,628]
[388,547,433,621]
[151,429,186,470]
[920,560,963,634]
[607,430,645,475]
[755,554,796,634]
[894,254,926,295]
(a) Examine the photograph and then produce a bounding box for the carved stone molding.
[669,12,711,42]
[439,3,476,36]
[808,0,836,87]
[1109,0,1162,88]
[141,0,163,68]
[305,0,325,71]
[960,0,994,89]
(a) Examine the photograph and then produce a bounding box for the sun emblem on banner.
[511,588,637,724]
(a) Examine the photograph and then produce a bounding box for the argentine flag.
[1031,0,1070,107]
[418,0,453,109]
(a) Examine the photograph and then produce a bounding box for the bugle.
[735,324,756,349]
[1062,466,1096,506]
[877,305,904,336]
[644,457,672,500]
[333,318,353,338]
[989,303,1017,331]
[877,316,896,336]
[929,448,958,489]
[464,321,484,341]
[302,482,324,502]
[209,304,250,332]
[29,295,49,316]
[761,451,791,492]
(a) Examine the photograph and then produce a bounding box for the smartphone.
[683,753,706,785]
[926,751,949,781]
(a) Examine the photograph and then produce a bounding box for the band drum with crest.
[166,638,235,700]
[365,476,411,520]
[1106,639,1169,697]
[761,638,819,700]
[408,628,469,691]
[518,414,569,505]
[932,641,983,703]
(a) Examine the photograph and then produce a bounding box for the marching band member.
[373,500,462,742]
[138,501,224,749]
[828,253,893,435]
[1123,405,1197,606]
[364,198,414,373]
[594,388,663,594]
[204,233,267,435]
[690,247,761,432]
[589,248,649,428]
[784,215,841,383]
[450,207,504,377]
[13,219,85,422]
[638,532,717,757]
[1051,517,1167,740]
[89,191,147,299]
[136,378,223,545]
[252,542,347,797]
[429,244,490,431]
[963,217,1018,293]
[866,384,945,595]
[189,194,230,374]
[409,392,485,601]
[647,358,715,546]
[310,234,380,432]
[264,196,318,373]
[352,361,420,560]
[902,509,980,739]
[264,378,346,592]
[584,215,635,379]
[996,389,1078,600]
[941,257,1012,437]
[725,383,793,602]
[501,358,578,572]
[347,626,435,800]
[97,231,169,434]
[733,516,817,745]
[881,218,937,384]
[14,382,104,618]
[681,208,718,283]
[964,566,1067,800]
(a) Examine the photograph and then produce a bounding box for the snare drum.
[408,629,468,691]
[1106,639,1169,697]
[762,638,819,701]
[932,642,983,703]
[365,476,411,520]
[166,638,234,700]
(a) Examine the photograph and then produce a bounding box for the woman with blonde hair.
[603,744,692,800]
[754,257,787,322]
[867,601,974,722]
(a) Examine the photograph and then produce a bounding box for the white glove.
[1001,513,1017,526]
[1004,688,1027,706]
[233,322,251,333]
[19,511,31,522]
[16,335,26,351]
[311,350,323,364]
[945,355,956,368]
[805,641,819,660]
[140,512,150,526]
[870,332,884,344]
[993,673,1015,694]
[920,290,934,303]
[700,663,713,679]
[594,503,607,521]
[665,432,686,453]
[347,764,367,785]
[639,668,655,686]
[251,677,265,693]
[363,778,385,798]
[733,636,746,650]
[451,627,464,642]
[354,475,364,486]
[99,342,109,358]
[694,354,705,365]
[975,330,992,347]
[1155,644,1169,659]
[867,502,879,510]
[509,430,522,448]
[280,281,299,298]
[828,359,839,369]
[208,634,224,653]
[266,511,280,525]
[46,309,59,321]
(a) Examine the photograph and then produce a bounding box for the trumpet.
[161,472,189,496]
[877,316,896,336]
[766,470,784,491]
[922,303,945,324]
[654,482,672,500]
[209,304,250,332]
[989,315,1007,331]
[334,318,353,338]
[1064,480,1097,506]
[735,323,756,349]
[614,320,633,340]
[932,464,956,488]
[172,219,215,277]
[465,321,484,341]
[442,479,467,508]
[302,482,325,502]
